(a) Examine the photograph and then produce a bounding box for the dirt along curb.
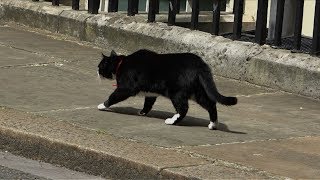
[0,0,319,99]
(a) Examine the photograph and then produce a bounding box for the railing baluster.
[212,0,221,35]
[294,0,304,50]
[88,0,100,14]
[155,0,159,14]
[255,0,269,45]
[133,0,139,14]
[52,0,59,6]
[191,0,199,30]
[311,0,320,55]
[72,0,80,10]
[274,0,285,46]
[168,0,177,25]
[233,0,244,40]
[108,0,118,12]
[128,0,139,16]
[221,0,227,11]
[176,0,181,14]
[148,0,156,22]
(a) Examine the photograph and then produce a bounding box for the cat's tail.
[199,74,237,106]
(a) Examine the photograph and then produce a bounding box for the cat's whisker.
[97,71,102,84]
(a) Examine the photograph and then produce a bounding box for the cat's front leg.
[139,97,157,115]
[165,94,189,125]
[98,88,134,111]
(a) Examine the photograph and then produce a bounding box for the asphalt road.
[0,150,104,180]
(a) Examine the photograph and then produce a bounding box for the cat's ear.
[101,53,107,58]
[110,50,117,57]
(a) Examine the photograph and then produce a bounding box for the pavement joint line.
[0,43,35,53]
[0,42,70,64]
[169,135,315,149]
[0,61,68,69]
[235,91,282,98]
[31,106,97,114]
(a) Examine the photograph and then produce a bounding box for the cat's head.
[98,50,118,79]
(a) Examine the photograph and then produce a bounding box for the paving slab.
[163,163,277,179]
[182,137,320,179]
[0,65,107,111]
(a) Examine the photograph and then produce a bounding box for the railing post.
[212,0,220,35]
[72,0,80,10]
[128,0,139,16]
[168,0,177,25]
[133,0,139,14]
[233,0,244,40]
[148,0,156,22]
[293,0,304,50]
[155,0,159,14]
[176,0,181,14]
[221,0,227,11]
[108,0,118,12]
[273,0,285,46]
[190,0,199,30]
[311,0,320,55]
[88,0,100,14]
[52,0,59,6]
[255,0,269,45]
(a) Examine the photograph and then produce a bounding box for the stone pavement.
[0,23,320,179]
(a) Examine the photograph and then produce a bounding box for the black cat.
[97,49,237,130]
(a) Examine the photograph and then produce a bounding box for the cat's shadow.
[110,107,246,134]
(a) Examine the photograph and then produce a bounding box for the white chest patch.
[165,114,180,125]
[137,91,161,97]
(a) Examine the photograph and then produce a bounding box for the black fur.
[98,49,237,128]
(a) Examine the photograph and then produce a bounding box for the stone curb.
[0,0,319,99]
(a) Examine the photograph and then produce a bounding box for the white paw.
[97,103,109,111]
[165,114,180,125]
[208,121,218,130]
[138,111,146,116]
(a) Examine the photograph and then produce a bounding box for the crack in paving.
[0,61,66,69]
[235,91,281,98]
[31,106,97,114]
[0,42,72,65]
[165,135,315,150]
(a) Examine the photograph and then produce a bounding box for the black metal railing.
[33,0,320,55]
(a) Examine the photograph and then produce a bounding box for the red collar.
[115,58,123,76]
[113,58,123,87]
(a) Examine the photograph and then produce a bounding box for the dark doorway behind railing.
[32,0,320,56]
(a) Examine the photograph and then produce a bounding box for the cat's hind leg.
[165,94,189,125]
[194,92,218,130]
[139,97,157,115]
